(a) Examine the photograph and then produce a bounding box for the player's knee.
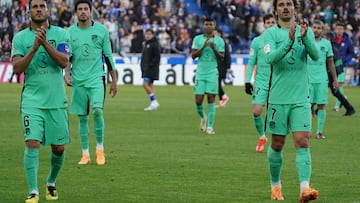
[253,109,262,117]
[78,115,89,124]
[92,108,103,118]
[51,145,65,156]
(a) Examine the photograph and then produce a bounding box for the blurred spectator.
[158,27,171,53]
[1,33,11,61]
[58,5,72,28]
[119,32,132,56]
[175,2,187,20]
[131,29,144,53]
[210,0,224,26]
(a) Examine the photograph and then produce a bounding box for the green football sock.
[47,152,65,184]
[316,109,326,133]
[335,87,344,107]
[93,108,104,145]
[79,115,89,150]
[207,103,216,128]
[253,116,264,137]
[196,104,205,118]
[296,148,311,183]
[24,147,39,193]
[267,147,283,183]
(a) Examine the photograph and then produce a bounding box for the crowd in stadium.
[0,0,360,84]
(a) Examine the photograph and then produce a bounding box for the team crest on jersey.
[249,48,254,56]
[91,35,98,42]
[25,128,30,135]
[320,46,325,52]
[264,44,270,53]
[297,37,304,46]
[48,40,56,48]
[270,121,276,129]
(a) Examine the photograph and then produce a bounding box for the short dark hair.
[336,21,345,28]
[204,18,215,23]
[324,32,335,43]
[263,14,274,23]
[74,0,92,12]
[313,19,324,28]
[145,28,154,34]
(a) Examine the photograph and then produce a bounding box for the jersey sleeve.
[302,28,320,61]
[102,26,116,71]
[57,29,71,55]
[325,39,333,58]
[191,36,200,50]
[246,38,258,83]
[263,27,294,64]
[216,36,225,53]
[11,33,25,57]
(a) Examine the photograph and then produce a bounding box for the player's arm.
[64,57,72,86]
[301,27,320,61]
[208,40,224,62]
[12,46,38,75]
[326,56,338,92]
[104,53,118,97]
[191,37,208,59]
[264,29,294,64]
[245,40,258,95]
[12,30,41,74]
[102,27,118,97]
[38,26,69,68]
[246,40,258,83]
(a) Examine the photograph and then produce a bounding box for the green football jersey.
[263,25,320,104]
[307,38,333,83]
[246,34,271,89]
[192,34,225,80]
[11,25,70,108]
[68,21,115,86]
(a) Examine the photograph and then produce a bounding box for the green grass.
[0,84,360,203]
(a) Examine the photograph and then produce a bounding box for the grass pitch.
[0,84,359,203]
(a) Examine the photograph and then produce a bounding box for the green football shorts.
[70,85,105,115]
[252,86,269,105]
[266,103,311,135]
[310,83,328,104]
[21,107,70,145]
[194,79,218,95]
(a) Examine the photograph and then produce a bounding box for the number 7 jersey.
[262,25,320,104]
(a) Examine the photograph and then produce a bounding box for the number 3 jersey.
[67,21,115,87]
[11,25,70,109]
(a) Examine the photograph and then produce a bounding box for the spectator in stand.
[1,33,11,61]
[119,32,132,57]
[130,28,144,53]
[175,2,188,20]
[158,27,170,52]
[58,5,72,28]
[119,15,131,34]
[210,0,224,26]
